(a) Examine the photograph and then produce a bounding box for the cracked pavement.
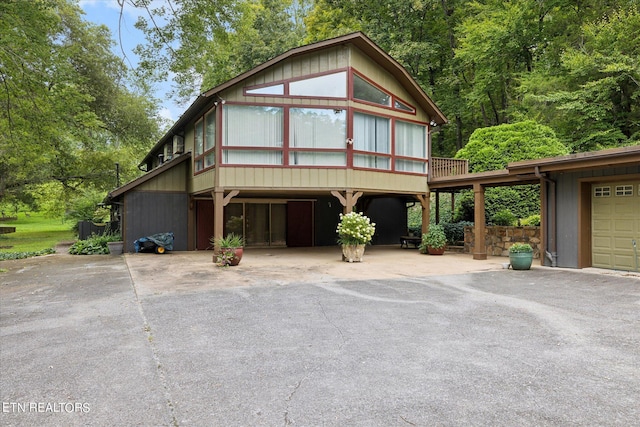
[1,249,639,426]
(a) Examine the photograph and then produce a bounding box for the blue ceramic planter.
[509,252,533,270]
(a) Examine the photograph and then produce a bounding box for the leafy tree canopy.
[453,120,569,223]
[455,120,569,172]
[0,0,162,217]
[134,0,310,103]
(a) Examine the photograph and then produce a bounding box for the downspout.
[535,166,557,267]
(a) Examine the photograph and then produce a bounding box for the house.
[428,146,640,271]
[106,33,447,252]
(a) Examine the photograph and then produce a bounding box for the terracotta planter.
[427,246,446,255]
[341,244,365,262]
[214,247,244,266]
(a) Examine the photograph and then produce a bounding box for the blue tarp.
[134,232,174,253]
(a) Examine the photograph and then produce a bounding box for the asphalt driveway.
[1,251,639,426]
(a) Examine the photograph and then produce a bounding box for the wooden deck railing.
[430,157,469,178]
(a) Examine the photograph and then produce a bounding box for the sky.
[79,0,186,125]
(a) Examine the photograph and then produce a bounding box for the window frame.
[351,71,417,115]
[193,107,217,175]
[221,67,427,174]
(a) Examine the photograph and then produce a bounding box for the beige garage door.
[592,181,640,271]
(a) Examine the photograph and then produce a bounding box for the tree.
[0,0,162,214]
[134,0,310,103]
[455,120,569,172]
[520,7,640,151]
[453,120,569,222]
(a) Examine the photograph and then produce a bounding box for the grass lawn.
[0,213,75,253]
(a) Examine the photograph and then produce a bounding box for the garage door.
[592,181,640,271]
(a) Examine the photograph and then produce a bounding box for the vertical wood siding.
[138,162,188,192]
[123,192,189,252]
[218,167,426,193]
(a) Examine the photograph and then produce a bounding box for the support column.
[473,183,487,260]
[417,193,430,236]
[212,190,224,252]
[435,190,440,224]
[451,192,456,218]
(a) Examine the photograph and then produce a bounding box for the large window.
[194,109,216,172]
[395,120,426,173]
[289,108,346,166]
[289,72,347,98]
[353,112,390,170]
[222,105,284,165]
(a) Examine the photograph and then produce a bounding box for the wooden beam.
[331,190,347,207]
[223,190,239,206]
[416,193,430,236]
[351,191,363,207]
[473,183,487,260]
[332,190,363,213]
[212,190,224,252]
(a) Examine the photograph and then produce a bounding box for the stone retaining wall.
[464,226,541,258]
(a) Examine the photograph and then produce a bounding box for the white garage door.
[592,181,640,271]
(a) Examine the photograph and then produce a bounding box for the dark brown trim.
[429,146,640,190]
[509,145,640,174]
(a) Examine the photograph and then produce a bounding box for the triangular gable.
[142,33,447,167]
[108,152,191,201]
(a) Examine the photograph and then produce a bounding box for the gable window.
[353,112,390,170]
[395,120,426,173]
[289,71,347,98]
[353,74,390,106]
[194,109,216,173]
[394,99,415,113]
[289,108,346,166]
[245,83,285,96]
[222,105,284,165]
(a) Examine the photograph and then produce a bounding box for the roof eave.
[108,152,192,201]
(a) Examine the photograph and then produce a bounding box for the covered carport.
[428,146,640,270]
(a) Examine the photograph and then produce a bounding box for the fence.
[78,221,120,240]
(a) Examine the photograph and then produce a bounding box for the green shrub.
[0,248,55,260]
[419,224,447,252]
[509,243,533,253]
[69,232,121,255]
[491,209,517,226]
[442,221,473,244]
[521,214,541,226]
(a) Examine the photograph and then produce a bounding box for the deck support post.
[473,183,487,260]
[416,193,430,236]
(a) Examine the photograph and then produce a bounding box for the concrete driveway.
[1,248,639,426]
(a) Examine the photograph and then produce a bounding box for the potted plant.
[105,233,123,255]
[419,224,447,255]
[509,242,533,270]
[211,233,244,266]
[336,212,376,262]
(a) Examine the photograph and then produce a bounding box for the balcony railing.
[430,157,469,178]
